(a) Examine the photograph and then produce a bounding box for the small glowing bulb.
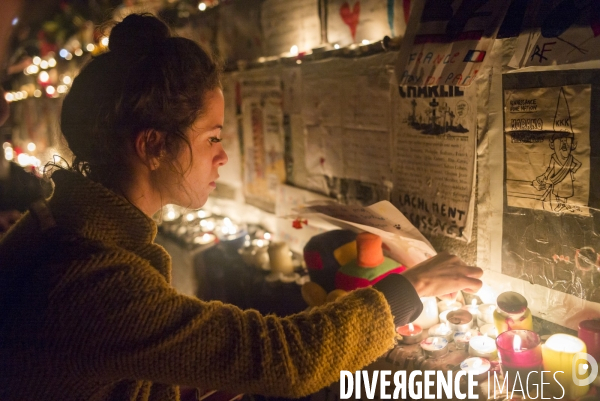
[263,232,272,240]
[290,45,299,56]
[57,85,68,94]
[185,213,195,222]
[2,142,10,149]
[39,71,49,83]
[40,60,49,69]
[32,56,41,65]
[28,142,37,153]
[296,60,302,64]
[4,147,14,161]
[46,86,56,95]
[100,37,109,47]
[65,53,73,61]
[48,58,56,67]
[12,17,18,26]
[334,44,340,49]
[26,65,39,75]
[198,2,207,11]
[86,43,95,52]
[74,49,83,57]
[59,49,68,58]
[33,89,42,98]
[62,75,72,85]
[362,39,370,45]
[197,210,207,218]
[513,334,522,351]
[255,239,264,247]
[4,92,14,102]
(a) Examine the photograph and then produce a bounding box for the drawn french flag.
[463,50,486,63]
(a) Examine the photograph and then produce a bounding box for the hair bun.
[109,13,170,54]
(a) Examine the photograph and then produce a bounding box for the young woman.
[0,14,483,401]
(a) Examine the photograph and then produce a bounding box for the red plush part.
[334,266,406,292]
[303,250,323,270]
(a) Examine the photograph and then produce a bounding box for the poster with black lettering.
[504,85,591,214]
[509,0,600,68]
[240,70,287,213]
[395,0,511,87]
[391,84,477,241]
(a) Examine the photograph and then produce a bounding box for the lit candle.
[493,292,533,335]
[397,322,424,344]
[542,334,589,400]
[438,299,462,312]
[479,323,498,339]
[462,299,481,321]
[439,309,453,324]
[420,336,449,358]
[428,322,454,342]
[477,304,497,326]
[446,309,473,332]
[193,232,216,246]
[454,329,480,350]
[469,334,498,359]
[413,297,440,329]
[161,204,181,222]
[496,330,542,389]
[578,319,600,363]
[460,357,491,381]
[268,242,295,275]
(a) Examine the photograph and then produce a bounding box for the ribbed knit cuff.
[373,274,423,327]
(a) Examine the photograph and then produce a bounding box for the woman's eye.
[209,137,222,144]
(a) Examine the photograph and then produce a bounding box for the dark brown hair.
[60,13,222,188]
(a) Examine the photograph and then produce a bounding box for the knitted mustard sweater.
[0,170,421,401]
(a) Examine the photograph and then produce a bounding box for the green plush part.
[338,257,400,281]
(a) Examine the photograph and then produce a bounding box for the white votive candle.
[428,322,454,342]
[413,297,440,329]
[460,357,491,380]
[478,303,496,325]
[438,300,462,312]
[462,299,481,321]
[469,334,498,359]
[479,323,498,339]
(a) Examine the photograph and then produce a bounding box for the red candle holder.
[496,330,542,389]
[578,319,600,363]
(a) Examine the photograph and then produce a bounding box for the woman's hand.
[402,251,483,299]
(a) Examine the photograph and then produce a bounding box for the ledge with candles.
[352,289,600,401]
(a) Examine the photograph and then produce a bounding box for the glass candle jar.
[493,292,533,335]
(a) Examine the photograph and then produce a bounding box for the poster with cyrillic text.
[392,84,477,241]
[504,85,591,215]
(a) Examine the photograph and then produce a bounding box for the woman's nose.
[216,146,228,166]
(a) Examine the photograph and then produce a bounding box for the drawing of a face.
[550,136,576,163]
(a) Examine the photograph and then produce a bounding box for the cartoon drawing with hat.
[532,88,582,212]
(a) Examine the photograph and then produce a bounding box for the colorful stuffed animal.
[301,230,405,307]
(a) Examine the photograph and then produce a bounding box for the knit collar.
[48,170,171,279]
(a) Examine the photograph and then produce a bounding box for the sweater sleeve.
[45,252,398,398]
[372,274,423,327]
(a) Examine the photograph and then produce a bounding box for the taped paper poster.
[240,72,287,212]
[327,0,411,47]
[509,0,600,68]
[396,0,511,86]
[504,84,591,215]
[391,84,477,241]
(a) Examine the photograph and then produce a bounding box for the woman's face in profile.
[161,88,228,209]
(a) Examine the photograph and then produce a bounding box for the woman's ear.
[135,129,165,170]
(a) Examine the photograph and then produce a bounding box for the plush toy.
[301,230,405,307]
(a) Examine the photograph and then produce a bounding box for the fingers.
[437,292,458,301]
[458,277,483,294]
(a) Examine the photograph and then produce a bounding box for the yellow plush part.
[333,240,357,267]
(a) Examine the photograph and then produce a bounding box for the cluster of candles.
[396,291,600,399]
[158,204,249,248]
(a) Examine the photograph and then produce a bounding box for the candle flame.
[471,299,477,306]
[513,334,522,351]
[408,323,414,332]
